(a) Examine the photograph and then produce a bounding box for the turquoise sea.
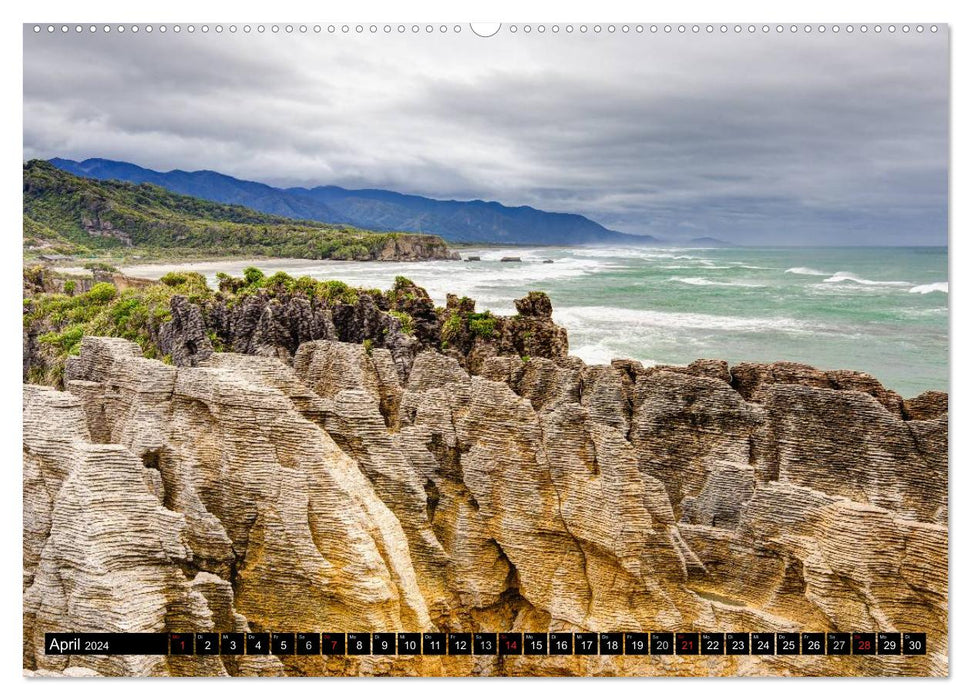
[120,246,948,398]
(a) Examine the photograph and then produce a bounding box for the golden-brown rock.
[23,337,947,677]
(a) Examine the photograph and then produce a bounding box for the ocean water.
[119,246,948,397]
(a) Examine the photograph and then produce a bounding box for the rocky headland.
[23,160,459,263]
[23,271,947,677]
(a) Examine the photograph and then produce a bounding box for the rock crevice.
[24,330,947,677]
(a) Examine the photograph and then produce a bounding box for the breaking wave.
[785,267,829,276]
[822,271,910,287]
[668,277,766,288]
[555,305,814,335]
[909,282,948,294]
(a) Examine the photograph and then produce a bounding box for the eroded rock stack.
[23,331,947,677]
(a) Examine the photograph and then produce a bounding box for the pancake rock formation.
[24,330,947,677]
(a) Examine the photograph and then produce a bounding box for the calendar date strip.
[45,631,927,656]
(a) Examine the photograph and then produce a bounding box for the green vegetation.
[24,272,213,385]
[441,312,464,345]
[316,280,359,305]
[23,265,45,290]
[86,282,117,303]
[441,309,498,347]
[23,215,90,255]
[159,271,191,287]
[386,275,421,307]
[389,310,414,335]
[207,329,226,352]
[243,266,265,285]
[211,267,365,305]
[24,265,505,389]
[467,312,497,339]
[23,160,451,262]
[83,261,119,273]
[25,264,416,385]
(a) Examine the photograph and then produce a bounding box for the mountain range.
[23,160,455,261]
[50,158,668,247]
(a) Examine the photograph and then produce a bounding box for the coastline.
[30,245,949,397]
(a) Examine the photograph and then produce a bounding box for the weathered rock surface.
[22,265,152,297]
[374,234,461,261]
[23,335,947,677]
[903,390,948,421]
[159,295,213,367]
[731,361,906,417]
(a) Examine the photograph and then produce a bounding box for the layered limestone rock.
[23,335,947,677]
[22,271,570,392]
[374,234,461,261]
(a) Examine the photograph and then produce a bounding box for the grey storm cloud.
[23,25,948,245]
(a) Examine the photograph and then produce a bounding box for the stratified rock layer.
[23,337,947,677]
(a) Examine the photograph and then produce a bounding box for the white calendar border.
[2,0,964,697]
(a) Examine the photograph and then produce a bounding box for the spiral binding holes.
[29,23,943,37]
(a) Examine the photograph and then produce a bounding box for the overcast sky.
[23,26,948,245]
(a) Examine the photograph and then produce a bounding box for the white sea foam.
[785,267,829,276]
[899,307,948,319]
[555,305,814,335]
[568,340,662,367]
[668,277,766,288]
[574,247,701,261]
[822,271,910,287]
[661,263,728,270]
[471,248,548,261]
[909,282,948,294]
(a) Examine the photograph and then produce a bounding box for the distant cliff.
[24,161,457,262]
[50,157,658,246]
[23,271,947,677]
